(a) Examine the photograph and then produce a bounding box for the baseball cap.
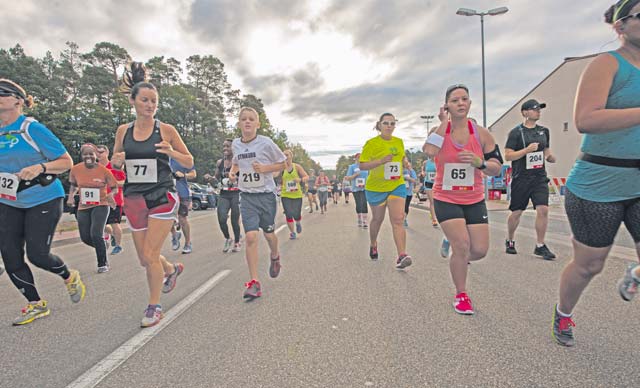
[521,99,546,111]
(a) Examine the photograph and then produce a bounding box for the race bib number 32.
[526,151,544,169]
[239,170,263,189]
[125,159,158,183]
[384,162,401,180]
[80,188,100,205]
[442,163,475,191]
[0,172,19,201]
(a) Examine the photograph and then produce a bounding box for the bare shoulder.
[158,122,179,138]
[476,125,496,146]
[116,122,131,136]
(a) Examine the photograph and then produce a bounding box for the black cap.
[521,99,546,111]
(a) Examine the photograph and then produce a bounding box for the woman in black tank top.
[111,63,194,328]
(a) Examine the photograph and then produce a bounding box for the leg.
[89,206,110,267]
[76,209,95,248]
[369,203,387,247]
[111,222,123,246]
[440,219,472,294]
[535,205,549,245]
[179,214,191,245]
[217,196,232,239]
[467,224,490,261]
[387,197,407,256]
[263,230,279,259]
[507,210,523,241]
[245,231,260,280]
[230,194,241,243]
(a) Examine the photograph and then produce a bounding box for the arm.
[296,164,309,182]
[504,147,530,162]
[185,169,197,180]
[478,127,503,177]
[67,171,78,206]
[157,123,194,168]
[253,161,286,174]
[423,109,449,158]
[544,148,556,163]
[574,53,640,133]
[111,124,128,169]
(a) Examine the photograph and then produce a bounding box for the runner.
[205,138,241,253]
[504,99,557,260]
[316,170,330,214]
[68,143,118,272]
[359,113,412,269]
[423,154,439,227]
[170,158,196,254]
[331,174,340,204]
[553,1,640,347]
[280,149,309,240]
[111,63,190,327]
[423,85,503,315]
[342,175,352,204]
[96,144,126,255]
[229,107,286,300]
[403,157,418,228]
[306,168,319,213]
[0,78,85,325]
[346,153,369,227]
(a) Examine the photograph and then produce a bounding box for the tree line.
[0,42,322,182]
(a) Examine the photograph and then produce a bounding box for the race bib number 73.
[384,162,401,180]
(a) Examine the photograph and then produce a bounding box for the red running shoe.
[453,292,474,315]
[243,279,262,299]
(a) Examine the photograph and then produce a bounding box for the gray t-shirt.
[232,135,286,193]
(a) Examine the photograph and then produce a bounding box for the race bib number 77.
[125,159,158,183]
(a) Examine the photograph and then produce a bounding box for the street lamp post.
[456,6,508,128]
[420,114,435,131]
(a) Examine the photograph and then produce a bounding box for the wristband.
[40,163,47,173]
[425,133,444,148]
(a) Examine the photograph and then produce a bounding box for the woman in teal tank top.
[554,0,640,347]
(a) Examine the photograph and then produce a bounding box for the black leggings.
[353,191,368,214]
[77,205,110,267]
[0,198,70,302]
[217,192,241,243]
[405,195,413,215]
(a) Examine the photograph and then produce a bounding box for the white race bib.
[80,188,100,205]
[442,163,475,191]
[125,159,158,183]
[384,162,401,180]
[0,172,19,201]
[286,180,298,192]
[526,151,544,169]
[355,178,365,188]
[318,185,328,192]
[405,181,410,189]
[427,172,436,181]
[238,169,263,189]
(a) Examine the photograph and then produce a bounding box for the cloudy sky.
[3,0,617,167]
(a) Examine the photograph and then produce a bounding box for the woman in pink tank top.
[423,85,504,315]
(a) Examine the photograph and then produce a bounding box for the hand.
[17,164,44,181]
[174,171,185,179]
[252,161,266,173]
[204,173,212,181]
[228,172,237,182]
[67,199,75,207]
[438,105,449,122]
[546,154,556,163]
[155,141,174,155]
[380,154,393,164]
[526,142,539,153]
[111,152,125,168]
[106,195,117,209]
[458,150,482,167]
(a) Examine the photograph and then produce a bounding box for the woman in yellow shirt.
[359,113,412,269]
[280,149,309,239]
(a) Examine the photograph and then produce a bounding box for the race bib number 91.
[239,170,263,189]
[526,151,544,169]
[384,162,401,180]
[80,188,100,205]
[0,172,19,201]
[125,159,158,183]
[442,163,475,191]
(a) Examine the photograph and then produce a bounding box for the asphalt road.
[0,200,638,388]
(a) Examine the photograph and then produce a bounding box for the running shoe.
[223,238,233,253]
[171,231,182,251]
[357,219,362,227]
[534,244,556,260]
[453,292,474,315]
[182,242,192,254]
[369,246,379,260]
[232,242,242,252]
[65,270,86,303]
[432,220,438,228]
[141,304,163,328]
[403,219,408,227]
[362,221,368,228]
[162,263,184,293]
[97,265,110,274]
[315,204,319,211]
[505,240,517,255]
[617,264,640,302]
[395,254,412,269]
[440,238,450,258]
[243,279,262,300]
[296,221,302,234]
[111,246,123,255]
[110,235,116,247]
[269,256,281,278]
[289,232,297,240]
[552,304,575,347]
[13,300,50,326]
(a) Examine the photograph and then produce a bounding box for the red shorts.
[123,192,179,231]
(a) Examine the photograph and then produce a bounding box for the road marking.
[411,207,638,262]
[66,269,231,388]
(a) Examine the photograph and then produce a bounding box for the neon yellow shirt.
[281,164,304,199]
[360,135,405,192]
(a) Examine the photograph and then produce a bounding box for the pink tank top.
[433,120,485,205]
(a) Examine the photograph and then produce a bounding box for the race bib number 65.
[0,172,19,201]
[442,163,474,191]
[125,159,158,183]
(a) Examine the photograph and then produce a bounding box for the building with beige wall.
[489,54,597,180]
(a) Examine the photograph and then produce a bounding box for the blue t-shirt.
[566,51,640,202]
[0,116,66,208]
[404,169,418,193]
[424,160,437,184]
[170,158,195,199]
[346,163,369,192]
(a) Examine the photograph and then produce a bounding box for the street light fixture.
[455,6,509,127]
[420,114,435,131]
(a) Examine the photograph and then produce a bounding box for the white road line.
[66,269,231,388]
[411,207,638,262]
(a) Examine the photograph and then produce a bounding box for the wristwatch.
[477,160,487,170]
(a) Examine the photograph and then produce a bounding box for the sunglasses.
[446,84,469,94]
[381,121,397,126]
[0,90,17,98]
[620,12,640,21]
